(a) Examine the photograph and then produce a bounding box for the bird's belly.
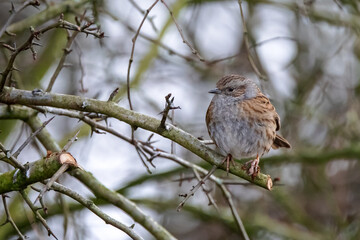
[209,118,271,159]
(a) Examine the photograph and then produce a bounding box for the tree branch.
[0,87,273,190]
[5,0,89,34]
[49,182,144,240]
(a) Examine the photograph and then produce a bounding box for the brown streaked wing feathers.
[249,94,291,149]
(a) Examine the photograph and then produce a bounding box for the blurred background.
[0,0,360,239]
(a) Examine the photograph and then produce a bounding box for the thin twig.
[125,0,160,110]
[176,158,226,212]
[12,116,55,158]
[74,39,87,93]
[62,130,80,152]
[237,0,266,80]
[0,142,26,171]
[129,0,158,32]
[193,169,219,212]
[20,190,58,240]
[135,144,152,174]
[219,184,250,240]
[103,9,198,62]
[0,0,40,38]
[1,194,27,240]
[250,36,296,49]
[46,30,79,92]
[160,0,205,62]
[49,181,144,240]
[0,18,104,92]
[34,164,69,204]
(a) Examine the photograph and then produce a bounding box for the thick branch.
[0,87,272,189]
[0,152,64,194]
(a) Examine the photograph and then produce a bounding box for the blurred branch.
[238,0,266,80]
[5,0,90,35]
[49,182,144,240]
[0,88,273,189]
[0,142,26,171]
[20,190,58,240]
[129,0,158,32]
[160,0,205,62]
[250,213,325,240]
[262,146,360,165]
[46,30,79,92]
[0,0,40,38]
[123,0,159,110]
[1,194,26,240]
[0,18,103,92]
[253,0,360,30]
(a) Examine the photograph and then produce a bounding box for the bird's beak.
[208,88,221,94]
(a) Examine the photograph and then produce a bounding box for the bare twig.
[0,0,40,38]
[62,130,80,152]
[49,181,144,240]
[193,169,219,212]
[12,116,55,158]
[129,0,158,32]
[20,190,58,239]
[219,184,250,240]
[34,164,68,204]
[237,0,266,80]
[135,143,153,174]
[1,194,27,240]
[159,93,180,129]
[250,36,296,48]
[0,18,104,92]
[74,40,87,93]
[125,0,160,110]
[160,0,205,62]
[103,9,199,62]
[176,157,226,212]
[0,142,26,171]
[46,30,79,92]
[46,11,92,92]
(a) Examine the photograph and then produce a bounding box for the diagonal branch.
[0,87,273,189]
[49,182,144,240]
[12,116,54,158]
[20,190,58,240]
[1,194,27,240]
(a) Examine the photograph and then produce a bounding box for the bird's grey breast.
[208,96,259,158]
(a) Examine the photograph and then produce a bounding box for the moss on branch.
[0,152,63,194]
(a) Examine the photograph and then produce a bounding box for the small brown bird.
[206,75,291,177]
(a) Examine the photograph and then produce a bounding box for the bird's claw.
[242,155,260,179]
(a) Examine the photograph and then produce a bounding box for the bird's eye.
[227,88,234,92]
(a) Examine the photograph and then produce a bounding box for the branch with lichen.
[0,87,273,190]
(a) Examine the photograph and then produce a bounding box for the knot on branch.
[158,93,180,130]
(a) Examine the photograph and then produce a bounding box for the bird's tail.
[272,134,291,149]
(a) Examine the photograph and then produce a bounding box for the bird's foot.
[223,154,235,175]
[242,155,260,179]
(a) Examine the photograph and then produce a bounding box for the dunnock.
[206,75,291,178]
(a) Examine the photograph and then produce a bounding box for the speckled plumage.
[206,75,290,176]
